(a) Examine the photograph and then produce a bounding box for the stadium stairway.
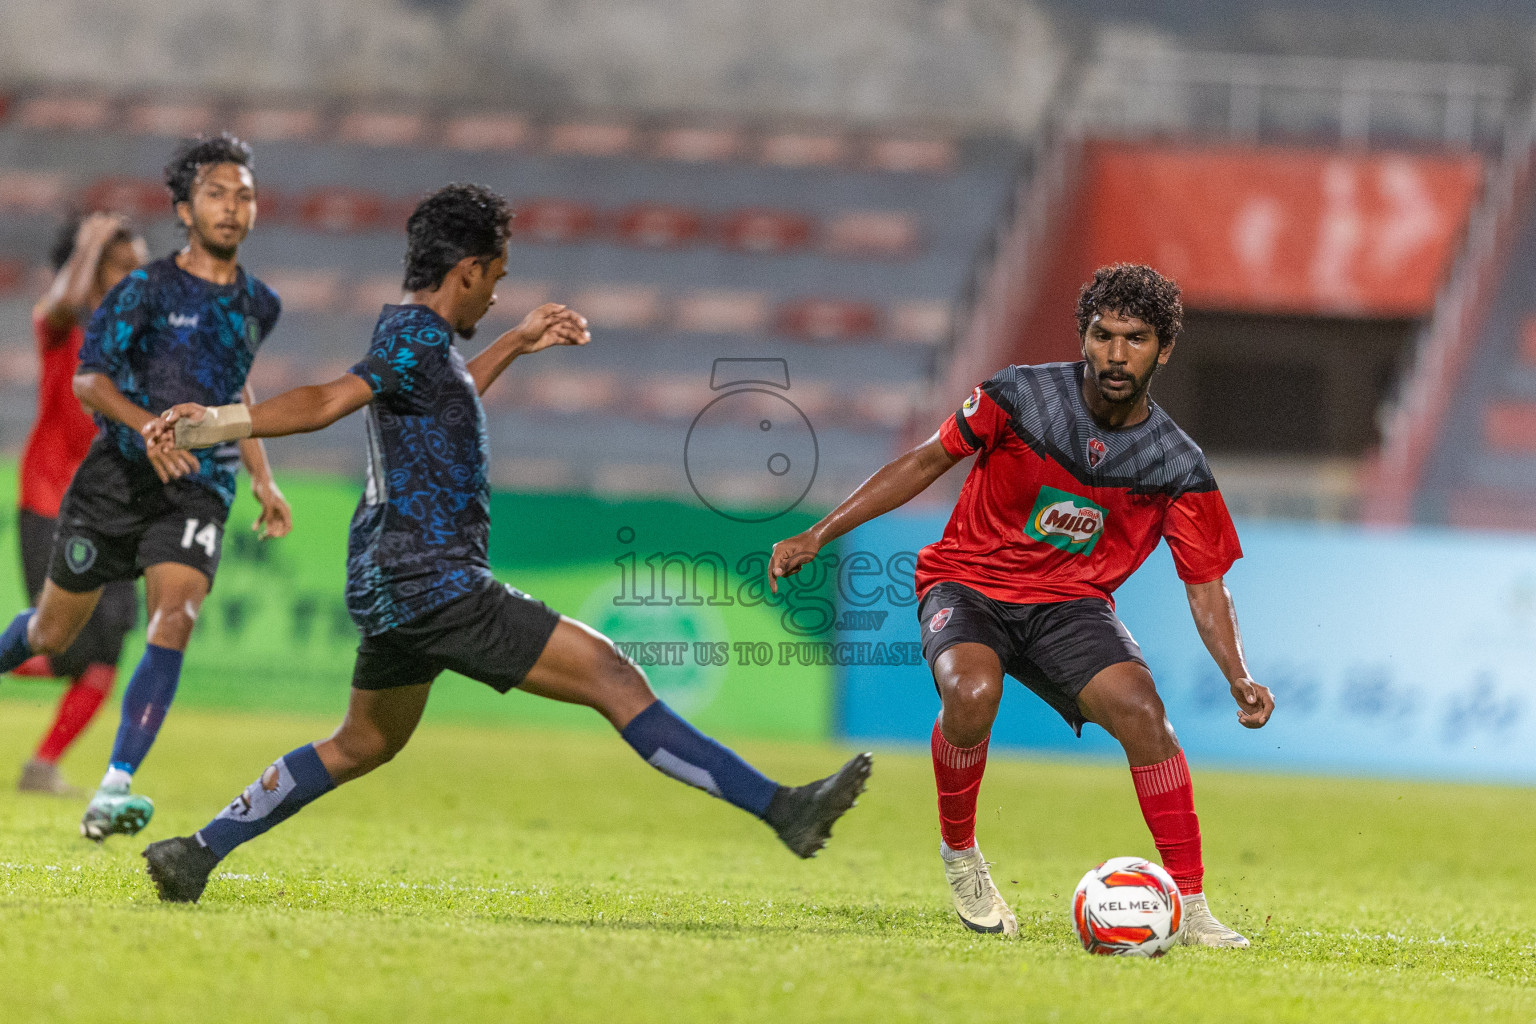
[1413,189,1536,531]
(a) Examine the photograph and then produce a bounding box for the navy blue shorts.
[352,580,561,693]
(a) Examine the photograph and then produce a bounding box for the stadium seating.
[0,93,1025,508]
[1409,197,1536,532]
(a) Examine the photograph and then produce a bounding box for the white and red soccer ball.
[1071,856,1183,957]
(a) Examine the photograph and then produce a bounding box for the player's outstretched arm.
[1184,577,1275,729]
[769,432,961,593]
[35,213,126,333]
[465,303,589,396]
[236,384,293,540]
[154,373,374,453]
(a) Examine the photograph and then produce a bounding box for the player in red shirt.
[12,213,147,794]
[770,264,1275,948]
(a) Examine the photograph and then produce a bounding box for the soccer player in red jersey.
[770,264,1275,947]
[11,213,147,794]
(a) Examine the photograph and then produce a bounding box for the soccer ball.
[1070,856,1183,957]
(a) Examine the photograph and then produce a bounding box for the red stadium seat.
[864,137,958,174]
[82,178,167,220]
[546,122,636,158]
[651,127,744,163]
[673,290,770,334]
[758,133,849,168]
[719,209,814,254]
[613,203,704,249]
[1483,401,1536,453]
[0,171,69,214]
[887,300,951,345]
[126,101,216,138]
[297,189,389,233]
[336,110,426,148]
[442,114,532,152]
[634,374,708,420]
[824,211,920,259]
[526,371,619,414]
[233,107,322,143]
[16,95,112,132]
[255,270,343,314]
[567,285,663,329]
[777,298,880,341]
[512,199,599,244]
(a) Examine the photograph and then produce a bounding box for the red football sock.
[11,655,54,678]
[35,663,115,764]
[932,719,989,851]
[1130,750,1204,896]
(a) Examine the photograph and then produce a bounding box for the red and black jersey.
[19,314,97,518]
[915,361,1241,607]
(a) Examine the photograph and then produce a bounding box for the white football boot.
[1178,893,1250,948]
[941,841,1018,936]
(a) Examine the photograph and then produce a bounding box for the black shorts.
[352,579,562,693]
[918,581,1148,735]
[19,508,137,677]
[47,440,230,593]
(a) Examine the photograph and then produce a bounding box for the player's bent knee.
[28,618,81,656]
[945,673,1002,719]
[939,674,1002,746]
[147,604,199,646]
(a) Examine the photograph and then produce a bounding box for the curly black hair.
[163,132,255,207]
[1075,263,1183,346]
[402,183,513,292]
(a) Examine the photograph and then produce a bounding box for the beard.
[1093,359,1158,405]
[457,322,476,340]
[193,227,239,263]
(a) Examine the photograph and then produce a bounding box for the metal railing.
[1073,49,1512,151]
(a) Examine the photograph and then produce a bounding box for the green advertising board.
[0,465,837,740]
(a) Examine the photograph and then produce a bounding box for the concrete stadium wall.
[1,0,1066,134]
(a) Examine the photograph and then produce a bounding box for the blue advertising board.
[837,513,1536,784]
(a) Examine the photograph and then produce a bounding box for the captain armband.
[173,404,253,450]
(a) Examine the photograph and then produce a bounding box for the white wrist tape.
[173,404,253,449]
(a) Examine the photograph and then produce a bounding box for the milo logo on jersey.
[1023,485,1107,555]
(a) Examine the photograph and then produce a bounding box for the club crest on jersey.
[1023,485,1107,555]
[961,387,982,418]
[929,607,954,632]
[1087,437,1107,468]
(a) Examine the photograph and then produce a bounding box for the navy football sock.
[620,701,779,817]
[0,610,35,675]
[196,744,336,859]
[108,644,184,776]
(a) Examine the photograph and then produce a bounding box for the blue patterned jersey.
[77,256,280,506]
[345,304,495,635]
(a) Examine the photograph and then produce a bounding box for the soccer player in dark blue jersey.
[0,133,291,840]
[137,184,871,902]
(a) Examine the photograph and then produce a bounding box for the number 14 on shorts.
[180,518,220,557]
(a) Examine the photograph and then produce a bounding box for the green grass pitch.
[0,691,1533,1023]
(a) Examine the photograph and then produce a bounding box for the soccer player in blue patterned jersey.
[0,133,291,840]
[137,183,871,902]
